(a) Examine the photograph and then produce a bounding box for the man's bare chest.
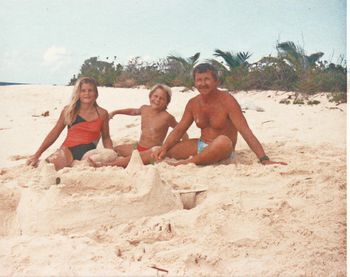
[193,103,229,129]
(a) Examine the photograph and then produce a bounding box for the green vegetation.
[69,41,346,102]
[211,49,252,90]
[167,52,200,89]
[307,100,321,105]
[293,99,305,105]
[279,99,291,105]
[69,57,122,87]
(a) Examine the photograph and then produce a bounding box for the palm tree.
[277,41,324,93]
[167,52,200,71]
[167,52,200,88]
[211,49,252,90]
[276,41,323,93]
[212,49,252,72]
[276,41,324,72]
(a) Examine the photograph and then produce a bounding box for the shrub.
[69,41,347,103]
[307,100,321,105]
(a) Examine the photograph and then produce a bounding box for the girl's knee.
[46,156,62,171]
[47,148,73,170]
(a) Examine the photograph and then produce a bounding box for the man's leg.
[170,135,233,166]
[166,139,198,160]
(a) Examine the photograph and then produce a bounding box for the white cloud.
[42,46,71,70]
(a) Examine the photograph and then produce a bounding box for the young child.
[27,77,113,170]
[90,84,188,168]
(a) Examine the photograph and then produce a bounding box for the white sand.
[0,85,346,276]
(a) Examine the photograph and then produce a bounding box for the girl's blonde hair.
[64,77,99,126]
[149,84,172,107]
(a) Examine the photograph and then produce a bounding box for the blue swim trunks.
[197,139,236,160]
[197,139,209,154]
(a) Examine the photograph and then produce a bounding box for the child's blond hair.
[64,77,99,126]
[149,84,172,107]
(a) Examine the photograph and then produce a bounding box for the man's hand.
[261,159,287,166]
[152,146,167,161]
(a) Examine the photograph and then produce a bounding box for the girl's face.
[79,83,97,104]
[149,88,168,110]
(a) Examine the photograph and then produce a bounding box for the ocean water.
[0,82,30,86]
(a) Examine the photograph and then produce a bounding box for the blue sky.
[0,0,346,84]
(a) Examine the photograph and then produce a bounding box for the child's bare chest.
[141,111,169,131]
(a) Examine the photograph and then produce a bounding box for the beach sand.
[0,85,346,276]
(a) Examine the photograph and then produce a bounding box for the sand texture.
[0,86,346,276]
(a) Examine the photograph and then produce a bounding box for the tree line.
[69,41,347,103]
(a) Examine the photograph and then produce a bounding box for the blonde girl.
[27,77,113,170]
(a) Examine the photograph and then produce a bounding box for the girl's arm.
[27,108,67,166]
[100,109,114,149]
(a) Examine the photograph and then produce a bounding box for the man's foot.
[166,159,193,166]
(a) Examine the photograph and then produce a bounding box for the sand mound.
[1,158,182,236]
[81,148,119,163]
[0,86,346,275]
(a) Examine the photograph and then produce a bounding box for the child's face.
[149,88,168,110]
[79,83,97,104]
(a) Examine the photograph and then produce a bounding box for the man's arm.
[226,96,268,158]
[226,96,287,165]
[168,115,189,141]
[154,102,194,160]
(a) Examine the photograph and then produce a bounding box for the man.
[152,63,286,166]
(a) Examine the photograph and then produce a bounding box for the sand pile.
[1,154,182,237]
[0,85,346,276]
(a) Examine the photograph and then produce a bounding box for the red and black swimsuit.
[62,114,103,160]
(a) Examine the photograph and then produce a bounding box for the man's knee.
[214,135,233,151]
[167,140,197,160]
[167,146,179,159]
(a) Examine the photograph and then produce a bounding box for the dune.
[0,85,346,276]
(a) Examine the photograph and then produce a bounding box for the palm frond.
[167,55,189,69]
[237,52,252,63]
[189,52,200,65]
[214,49,241,69]
[307,52,324,65]
[277,41,297,53]
[208,59,229,72]
[277,41,306,70]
